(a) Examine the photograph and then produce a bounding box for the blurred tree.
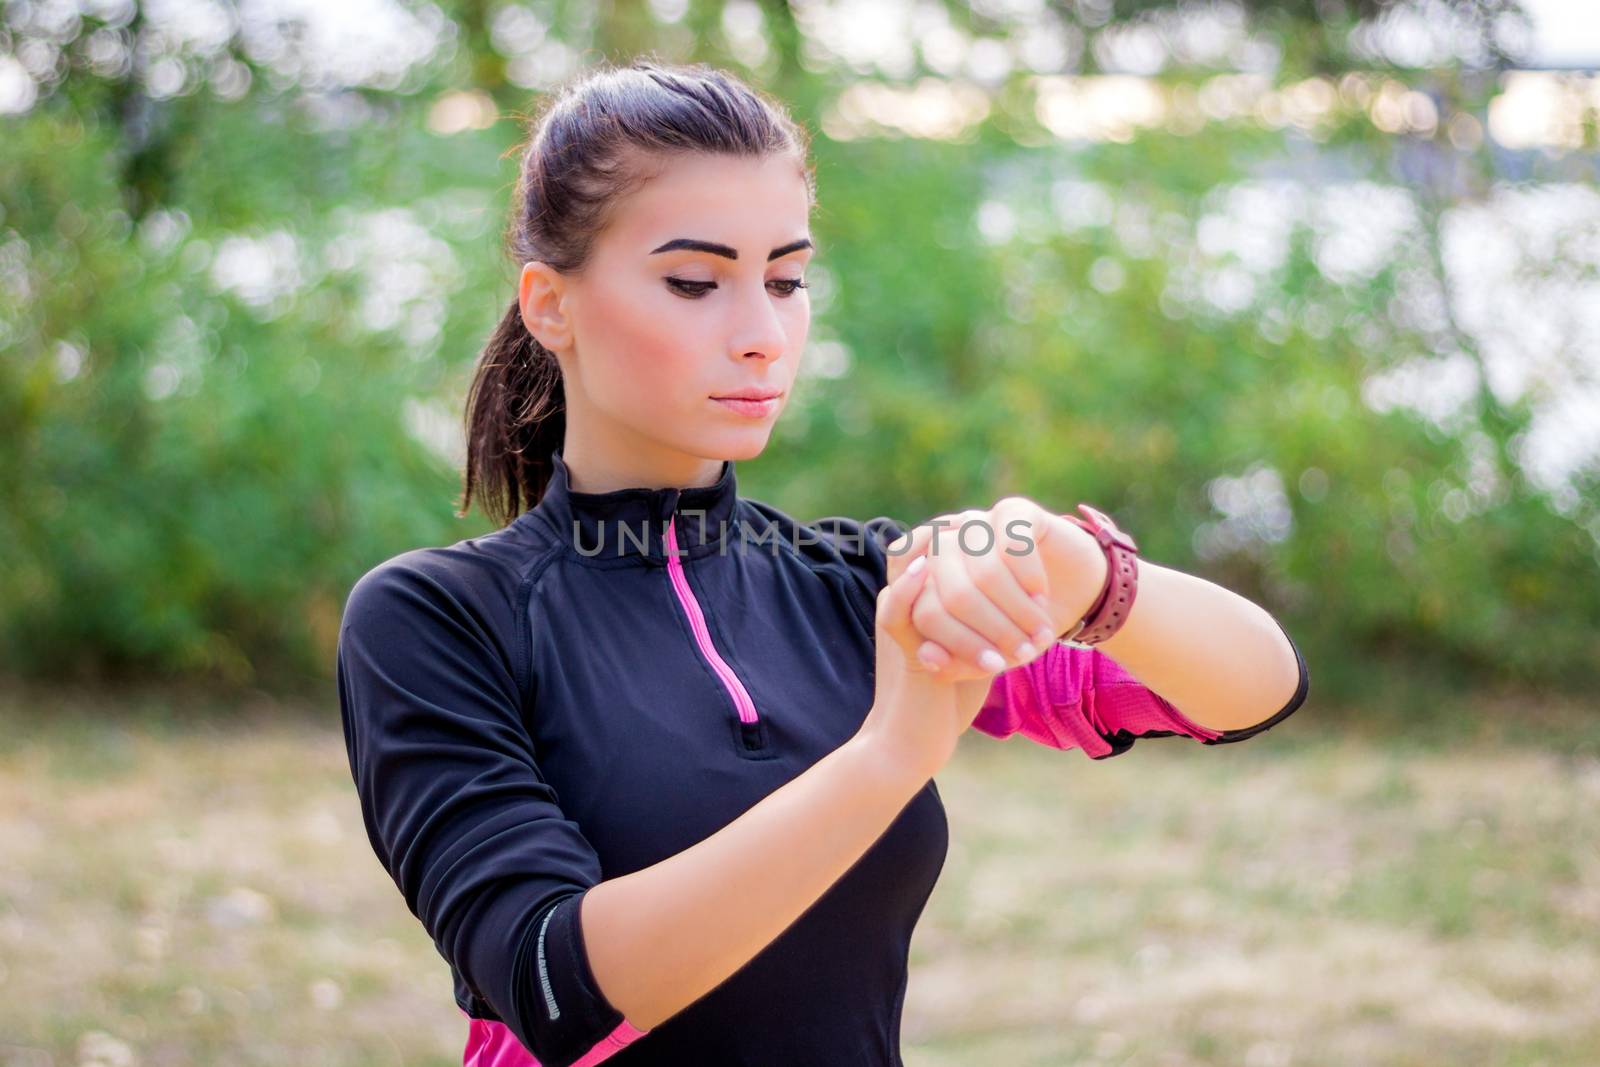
[2,0,1595,713]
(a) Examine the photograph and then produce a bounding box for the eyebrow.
[649,237,815,261]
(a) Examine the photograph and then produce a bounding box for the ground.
[1,687,1596,1067]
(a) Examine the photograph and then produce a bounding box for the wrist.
[843,726,939,799]
[1056,504,1141,646]
[1047,514,1109,638]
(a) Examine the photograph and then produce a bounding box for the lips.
[713,394,782,418]
[712,389,783,401]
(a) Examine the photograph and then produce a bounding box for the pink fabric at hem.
[461,1007,648,1067]
[972,641,1222,756]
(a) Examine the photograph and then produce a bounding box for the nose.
[726,280,789,364]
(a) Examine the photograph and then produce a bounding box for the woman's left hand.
[884,496,1103,684]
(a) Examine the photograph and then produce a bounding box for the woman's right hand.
[855,554,1002,785]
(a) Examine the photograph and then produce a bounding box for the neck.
[523,442,741,564]
[560,422,725,495]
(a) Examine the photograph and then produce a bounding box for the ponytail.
[457,299,566,527]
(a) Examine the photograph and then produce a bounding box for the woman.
[335,59,1309,1067]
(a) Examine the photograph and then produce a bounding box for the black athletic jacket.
[335,446,1308,1066]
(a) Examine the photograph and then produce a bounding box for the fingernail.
[978,649,1006,672]
[917,644,942,669]
[1015,641,1037,661]
[1032,593,1051,610]
[1033,627,1055,648]
[907,556,926,576]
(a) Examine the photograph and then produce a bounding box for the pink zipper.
[664,513,761,725]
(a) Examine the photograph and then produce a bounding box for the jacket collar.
[525,446,740,563]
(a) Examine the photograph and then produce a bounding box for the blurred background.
[2,0,1598,1064]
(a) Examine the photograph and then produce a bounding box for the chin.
[703,428,776,462]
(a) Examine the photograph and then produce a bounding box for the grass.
[0,682,1596,1066]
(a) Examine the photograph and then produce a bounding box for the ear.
[518,261,572,352]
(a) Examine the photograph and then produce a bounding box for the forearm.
[580,733,924,1031]
[1052,520,1302,732]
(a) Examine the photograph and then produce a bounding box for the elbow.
[1262,617,1311,726]
[443,886,649,1067]
[578,877,692,1032]
[1265,616,1308,720]
[502,891,651,1065]
[1207,626,1310,745]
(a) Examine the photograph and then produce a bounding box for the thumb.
[884,524,932,586]
[877,552,931,639]
[878,555,944,676]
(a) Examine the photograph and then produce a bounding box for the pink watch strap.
[1060,504,1139,646]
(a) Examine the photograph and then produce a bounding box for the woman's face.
[521,150,814,484]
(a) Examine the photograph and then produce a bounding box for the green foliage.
[2,0,1595,705]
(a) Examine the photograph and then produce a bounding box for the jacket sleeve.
[336,551,649,1065]
[971,613,1310,758]
[805,512,917,631]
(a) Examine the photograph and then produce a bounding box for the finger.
[877,552,931,632]
[877,554,942,673]
[941,559,1043,665]
[987,502,1068,649]
[895,507,1060,667]
[889,558,965,675]
[907,575,1017,681]
[884,521,937,586]
[995,506,1060,648]
[910,635,985,682]
[922,528,1051,668]
[888,512,984,584]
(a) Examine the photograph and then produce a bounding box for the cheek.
[774,298,810,381]
[783,297,810,349]
[584,283,706,395]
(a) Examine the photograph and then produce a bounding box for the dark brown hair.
[458,57,817,527]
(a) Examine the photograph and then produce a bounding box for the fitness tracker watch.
[1059,503,1140,646]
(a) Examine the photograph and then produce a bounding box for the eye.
[664,278,715,298]
[664,277,810,299]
